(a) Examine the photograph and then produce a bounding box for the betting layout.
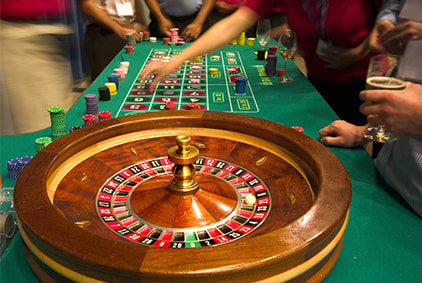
[115,48,260,117]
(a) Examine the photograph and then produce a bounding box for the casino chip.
[164,101,177,110]
[69,126,83,132]
[98,87,111,101]
[84,93,99,115]
[209,68,218,75]
[227,66,240,74]
[48,106,66,140]
[105,82,117,96]
[35,137,52,153]
[98,111,112,122]
[235,77,248,94]
[291,126,304,133]
[82,114,97,127]
[7,156,33,179]
[186,103,202,110]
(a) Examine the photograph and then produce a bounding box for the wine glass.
[278,29,297,83]
[363,54,405,143]
[256,19,271,50]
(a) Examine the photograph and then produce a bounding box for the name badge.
[115,1,134,17]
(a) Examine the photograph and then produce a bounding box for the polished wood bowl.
[14,111,351,282]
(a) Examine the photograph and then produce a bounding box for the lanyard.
[300,0,328,38]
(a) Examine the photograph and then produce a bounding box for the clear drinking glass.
[256,19,271,50]
[363,54,405,142]
[278,29,297,83]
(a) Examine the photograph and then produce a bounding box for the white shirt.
[375,135,422,217]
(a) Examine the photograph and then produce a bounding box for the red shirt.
[243,0,378,83]
[0,0,71,20]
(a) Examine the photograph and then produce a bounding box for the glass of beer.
[363,55,405,143]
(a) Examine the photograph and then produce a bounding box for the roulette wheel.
[14,111,351,282]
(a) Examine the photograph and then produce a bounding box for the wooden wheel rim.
[14,111,352,282]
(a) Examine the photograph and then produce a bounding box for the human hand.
[359,82,422,135]
[181,22,203,41]
[158,18,174,37]
[136,23,149,33]
[319,120,367,148]
[369,19,395,52]
[380,21,422,55]
[317,44,365,70]
[115,26,142,41]
[140,58,181,90]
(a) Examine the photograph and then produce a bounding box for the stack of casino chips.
[268,46,278,56]
[105,82,117,96]
[257,49,266,60]
[7,156,33,179]
[98,111,112,122]
[113,68,125,79]
[82,114,97,127]
[235,77,248,94]
[265,46,278,76]
[209,68,218,75]
[246,38,255,45]
[170,28,179,43]
[143,31,150,41]
[48,106,66,140]
[186,102,202,110]
[237,32,245,45]
[35,136,52,153]
[265,55,277,76]
[127,32,136,49]
[84,93,99,115]
[165,101,177,110]
[107,74,119,90]
[98,87,111,101]
[125,45,134,54]
[120,61,129,74]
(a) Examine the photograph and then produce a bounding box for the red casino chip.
[165,101,177,110]
[98,111,112,122]
[291,126,304,133]
[82,114,97,127]
[186,103,202,110]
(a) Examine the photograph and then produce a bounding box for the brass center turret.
[167,135,199,194]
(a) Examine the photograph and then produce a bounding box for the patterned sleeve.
[376,0,402,24]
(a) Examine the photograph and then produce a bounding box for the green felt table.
[1,40,421,282]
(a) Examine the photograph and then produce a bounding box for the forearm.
[355,34,371,61]
[134,0,147,26]
[79,0,122,33]
[144,0,168,22]
[193,0,216,25]
[376,0,402,24]
[170,7,258,66]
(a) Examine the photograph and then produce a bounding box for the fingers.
[139,64,163,90]
[320,136,345,146]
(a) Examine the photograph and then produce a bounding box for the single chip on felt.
[186,103,202,110]
[291,126,304,133]
[165,101,177,110]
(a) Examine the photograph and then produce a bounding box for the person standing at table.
[79,0,149,80]
[144,0,215,41]
[0,0,75,135]
[320,1,422,217]
[278,0,381,126]
[141,0,380,125]
[318,81,422,218]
